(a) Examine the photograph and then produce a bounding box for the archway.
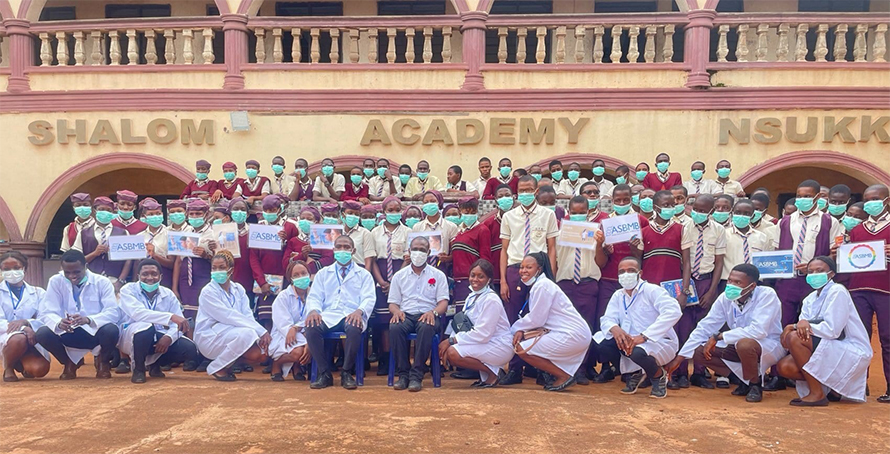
[0,195,22,242]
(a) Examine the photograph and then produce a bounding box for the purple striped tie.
[742,233,751,264]
[572,248,582,285]
[386,231,394,280]
[523,211,532,256]
[793,217,809,266]
[692,226,704,280]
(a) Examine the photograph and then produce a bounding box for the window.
[207,5,220,15]
[275,1,344,16]
[377,1,447,63]
[378,1,446,15]
[799,0,869,12]
[272,2,344,63]
[105,4,172,18]
[39,6,76,21]
[486,1,553,63]
[594,1,657,13]
[715,0,744,12]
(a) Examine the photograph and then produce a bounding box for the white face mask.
[2,270,25,285]
[410,250,429,268]
[618,272,639,290]
[521,272,539,287]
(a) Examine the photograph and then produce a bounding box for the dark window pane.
[799,0,869,12]
[105,4,172,18]
[489,0,553,14]
[594,1,657,13]
[486,1,552,62]
[275,1,344,16]
[715,0,744,12]
[378,1,446,15]
[39,6,76,21]
[275,3,344,63]
[207,5,220,15]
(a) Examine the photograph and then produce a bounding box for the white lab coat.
[194,281,267,375]
[305,262,376,331]
[596,281,682,373]
[678,286,785,385]
[795,281,872,402]
[0,281,49,365]
[511,277,592,375]
[452,287,514,381]
[117,282,188,367]
[269,286,308,377]
[39,270,120,364]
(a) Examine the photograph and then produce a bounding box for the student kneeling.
[388,236,449,392]
[666,264,784,402]
[118,259,197,384]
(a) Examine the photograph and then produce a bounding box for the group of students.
[1,153,888,407]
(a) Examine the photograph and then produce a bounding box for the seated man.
[388,236,449,392]
[666,264,784,403]
[118,259,197,384]
[594,256,681,399]
[36,250,121,380]
[304,236,376,390]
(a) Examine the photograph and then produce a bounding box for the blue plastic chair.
[387,333,441,387]
[309,331,367,386]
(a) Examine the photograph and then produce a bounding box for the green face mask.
[416,172,429,180]
[211,271,229,284]
[213,218,223,225]
[272,164,285,175]
[298,219,312,234]
[635,170,648,181]
[592,166,605,176]
[230,210,247,224]
[690,210,709,225]
[405,217,420,228]
[569,214,587,222]
[842,215,862,232]
[343,214,360,228]
[223,171,236,181]
[292,276,311,290]
[296,168,307,178]
[497,196,514,211]
[95,210,115,225]
[245,169,259,179]
[74,206,92,219]
[656,206,674,221]
[140,281,160,293]
[828,203,848,216]
[567,170,580,182]
[461,214,478,226]
[639,198,654,213]
[377,168,387,178]
[322,217,339,225]
[864,199,888,216]
[732,214,752,229]
[517,193,536,207]
[716,167,731,179]
[588,199,599,210]
[631,194,641,206]
[168,212,186,225]
[795,197,815,213]
[656,162,670,173]
[334,250,353,266]
[361,219,377,230]
[711,211,730,224]
[806,272,830,289]
[399,174,411,185]
[551,170,563,181]
[263,213,279,224]
[723,283,751,301]
[188,217,206,228]
[196,172,208,180]
[385,213,402,225]
[363,168,375,178]
[422,203,439,217]
[615,176,627,185]
[613,203,631,215]
[322,165,334,177]
[145,214,164,228]
[350,175,363,186]
[751,210,764,224]
[118,210,134,220]
[817,198,828,211]
[531,173,542,182]
[690,170,704,181]
[445,215,461,225]
[499,167,512,178]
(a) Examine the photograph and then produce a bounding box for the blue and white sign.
[600,214,642,245]
[248,224,283,251]
[108,235,147,261]
[751,250,795,279]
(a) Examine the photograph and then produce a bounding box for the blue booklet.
[660,279,700,305]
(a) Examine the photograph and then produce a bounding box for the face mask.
[635,170,648,181]
[690,210,709,225]
[399,174,411,185]
[723,283,751,301]
[410,250,429,267]
[363,168,375,178]
[711,211,730,224]
[74,206,92,219]
[615,176,627,185]
[298,219,312,234]
[2,270,25,285]
[343,214,360,229]
[732,214,752,229]
[95,211,115,225]
[296,168,307,178]
[321,165,334,177]
[569,214,587,222]
[272,164,285,175]
[145,214,164,228]
[196,172,208,180]
[497,196,514,211]
[263,213,279,224]
[377,168,387,178]
[544,205,556,211]
[322,217,339,225]
[188,217,206,228]
[842,215,862,232]
[587,199,599,210]
[631,194,641,206]
[377,218,385,226]
[461,214,478,226]
[517,193,536,207]
[211,270,229,284]
[531,173,542,182]
[140,281,160,293]
[223,171,236,181]
[118,210,134,220]
[613,203,631,215]
[690,170,704,181]
[445,215,461,225]
[78,275,89,286]
[827,203,847,216]
[350,175,363,186]
[169,212,186,225]
[334,250,352,266]
[361,219,377,230]
[656,162,670,173]
[817,198,828,211]
[385,213,403,225]
[551,170,563,181]
[639,198,654,213]
[245,169,259,179]
[657,206,674,221]
[213,218,223,225]
[292,276,311,290]
[794,197,815,213]
[806,272,830,290]
[863,199,888,217]
[592,166,605,177]
[521,272,539,287]
[422,202,439,217]
[231,210,247,224]
[405,217,420,228]
[751,210,764,224]
[499,167,511,178]
[618,272,638,290]
[417,172,429,180]
[567,170,580,182]
[716,168,731,179]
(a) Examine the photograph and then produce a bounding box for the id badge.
[446,305,456,317]
[620,317,632,333]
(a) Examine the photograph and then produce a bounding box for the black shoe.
[704,369,712,379]
[746,384,763,402]
[213,371,237,382]
[498,369,523,386]
[667,377,680,390]
[261,365,272,374]
[826,390,842,402]
[131,370,146,384]
[408,379,422,392]
[161,364,172,371]
[715,376,730,388]
[341,371,357,390]
[620,372,645,394]
[729,374,742,385]
[763,376,786,391]
[877,393,890,403]
[450,369,480,380]
[115,358,131,375]
[545,375,577,392]
[368,352,378,363]
[522,367,537,379]
[232,365,243,374]
[690,374,715,389]
[196,360,210,373]
[649,369,668,399]
[574,371,590,386]
[676,375,690,389]
[638,376,652,389]
[292,370,306,381]
[271,373,285,382]
[376,358,389,376]
[592,368,616,384]
[537,371,555,388]
[182,360,197,372]
[149,364,165,378]
[393,376,409,390]
[310,372,333,389]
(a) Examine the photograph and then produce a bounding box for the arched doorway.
[0,196,22,243]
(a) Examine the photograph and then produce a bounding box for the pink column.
[683,9,716,89]
[460,11,488,92]
[4,18,32,93]
[221,13,249,90]
[0,241,46,287]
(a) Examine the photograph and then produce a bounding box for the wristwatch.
[448,337,457,346]
[683,288,693,296]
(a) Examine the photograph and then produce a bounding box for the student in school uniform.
[269,260,312,381]
[290,158,315,201]
[590,159,614,198]
[783,197,798,217]
[452,197,492,313]
[361,158,377,186]
[528,164,543,183]
[369,158,402,201]
[71,196,131,291]
[269,155,296,198]
[634,163,651,187]
[670,185,693,226]
[225,199,254,298]
[251,195,288,329]
[311,158,345,202]
[818,186,831,213]
[471,157,493,196]
[482,158,518,200]
[557,162,587,199]
[112,190,148,235]
[638,188,656,219]
[498,175,560,385]
[750,192,780,250]
[638,190,692,295]
[60,193,94,253]
[396,164,413,199]
[642,153,682,192]
[580,182,610,223]
[181,159,218,199]
[444,165,479,201]
[341,166,371,204]
[0,251,50,382]
[751,188,780,225]
[847,184,890,403]
[139,199,175,289]
[283,206,332,275]
[404,160,444,201]
[172,199,216,337]
[536,186,564,226]
[711,160,746,199]
[683,161,718,200]
[614,165,631,187]
[826,184,852,221]
[722,199,772,289]
[166,199,188,232]
[414,191,459,271]
[36,250,121,380]
[548,160,565,187]
[556,196,607,383]
[213,161,243,202]
[236,159,272,208]
[482,184,515,293]
[712,194,734,228]
[340,201,376,269]
[839,202,867,239]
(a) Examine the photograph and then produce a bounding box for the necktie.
[341,266,348,280]
[99,226,107,246]
[278,177,283,193]
[377,179,383,197]
[523,211,532,256]
[793,216,809,266]
[187,257,193,286]
[692,226,704,280]
[742,233,751,264]
[385,231,394,280]
[572,248,582,285]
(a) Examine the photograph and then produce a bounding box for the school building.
[0,0,888,285]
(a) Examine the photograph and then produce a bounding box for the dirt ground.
[2,335,889,454]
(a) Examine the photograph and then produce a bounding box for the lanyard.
[72,283,84,312]
[464,287,491,313]
[141,291,159,311]
[222,288,236,308]
[623,284,642,314]
[519,296,530,316]
[336,264,352,287]
[7,282,23,312]
[806,281,833,319]
[291,286,306,318]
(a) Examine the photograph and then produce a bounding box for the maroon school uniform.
[231,226,253,291]
[282,235,333,275]
[240,176,271,198]
[216,178,244,200]
[249,237,286,321]
[181,179,218,199]
[81,225,129,278]
[293,179,315,201]
[482,212,504,284]
[641,220,684,284]
[112,218,148,235]
[589,210,610,223]
[848,215,890,387]
[848,219,890,294]
[341,183,369,202]
[482,177,518,200]
[642,172,682,192]
[452,223,492,281]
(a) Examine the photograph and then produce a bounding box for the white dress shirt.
[387,264,449,315]
[305,262,376,331]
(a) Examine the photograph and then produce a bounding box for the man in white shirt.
[35,250,121,380]
[304,236,376,389]
[470,157,493,196]
[388,236,449,392]
[270,155,296,196]
[683,161,718,201]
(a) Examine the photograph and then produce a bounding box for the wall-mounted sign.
[28,118,216,146]
[360,117,589,146]
[718,115,888,145]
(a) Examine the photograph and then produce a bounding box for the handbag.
[450,311,474,333]
[514,328,551,354]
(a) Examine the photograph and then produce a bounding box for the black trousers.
[36,324,119,365]
[598,338,661,378]
[390,313,440,381]
[305,319,362,376]
[132,326,198,372]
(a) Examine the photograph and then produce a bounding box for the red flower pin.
[428,278,436,286]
